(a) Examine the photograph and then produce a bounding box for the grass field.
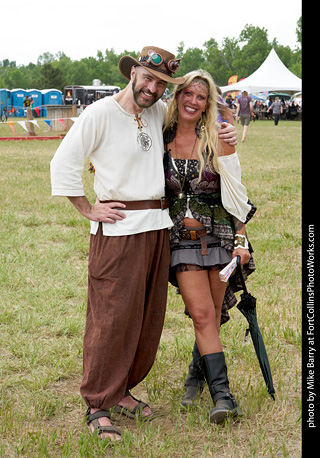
[0,120,302,457]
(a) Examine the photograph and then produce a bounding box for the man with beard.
[50,46,237,441]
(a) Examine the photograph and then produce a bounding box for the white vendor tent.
[219,49,302,94]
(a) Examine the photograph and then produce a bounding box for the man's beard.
[132,76,160,108]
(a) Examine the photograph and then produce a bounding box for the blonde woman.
[163,70,256,424]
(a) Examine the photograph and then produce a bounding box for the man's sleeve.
[50,111,97,196]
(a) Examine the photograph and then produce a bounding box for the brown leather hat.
[119,46,185,84]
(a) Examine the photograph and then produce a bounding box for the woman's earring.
[200,115,206,136]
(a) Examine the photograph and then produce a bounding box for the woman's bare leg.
[176,269,227,356]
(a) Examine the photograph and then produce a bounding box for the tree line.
[0,21,301,92]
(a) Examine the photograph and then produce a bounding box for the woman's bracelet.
[234,234,249,250]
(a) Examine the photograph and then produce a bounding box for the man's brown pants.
[80,224,170,409]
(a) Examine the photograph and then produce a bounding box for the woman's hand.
[232,248,251,265]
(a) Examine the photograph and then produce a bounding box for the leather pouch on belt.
[190,231,209,256]
[181,229,208,256]
[200,238,208,256]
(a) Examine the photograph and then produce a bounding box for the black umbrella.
[236,256,275,400]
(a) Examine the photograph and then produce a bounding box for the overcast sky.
[2,0,301,66]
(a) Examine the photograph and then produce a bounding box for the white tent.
[219,49,302,94]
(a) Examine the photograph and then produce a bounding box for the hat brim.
[119,55,185,85]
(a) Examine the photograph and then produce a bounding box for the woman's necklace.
[174,135,197,199]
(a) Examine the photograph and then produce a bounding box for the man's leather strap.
[100,197,168,210]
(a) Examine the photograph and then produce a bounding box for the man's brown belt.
[100,197,169,210]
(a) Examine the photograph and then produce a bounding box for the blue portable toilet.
[27,89,42,117]
[0,89,12,116]
[10,89,28,116]
[41,89,63,116]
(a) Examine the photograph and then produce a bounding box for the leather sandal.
[86,408,121,439]
[113,390,154,420]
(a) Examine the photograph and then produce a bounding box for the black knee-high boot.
[181,340,205,406]
[199,352,241,424]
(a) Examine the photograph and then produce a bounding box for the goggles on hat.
[138,49,181,74]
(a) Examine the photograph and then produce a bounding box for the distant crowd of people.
[224,93,302,121]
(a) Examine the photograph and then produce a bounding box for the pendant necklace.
[135,114,152,152]
[174,135,198,199]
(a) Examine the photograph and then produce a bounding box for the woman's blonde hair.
[163,69,222,176]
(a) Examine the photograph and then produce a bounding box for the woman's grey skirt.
[171,234,232,270]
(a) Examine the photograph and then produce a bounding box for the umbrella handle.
[236,255,248,294]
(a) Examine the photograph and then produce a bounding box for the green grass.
[0,120,301,457]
